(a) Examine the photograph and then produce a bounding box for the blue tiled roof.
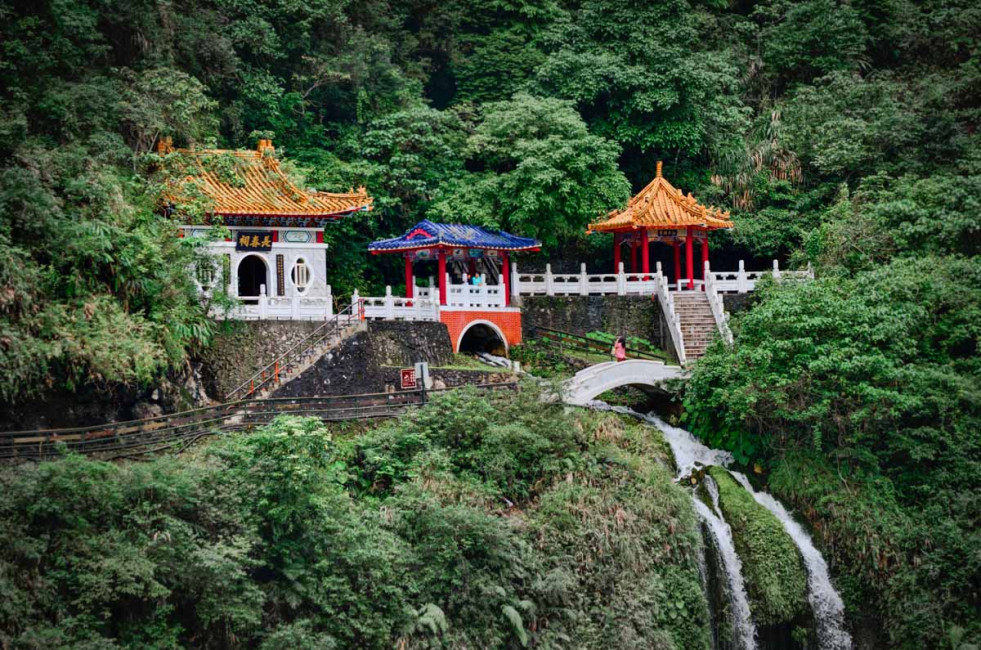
[368,220,541,252]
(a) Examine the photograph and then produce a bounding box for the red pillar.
[673,241,682,289]
[405,255,414,299]
[701,233,709,291]
[641,229,650,279]
[613,233,621,272]
[502,252,510,306]
[685,227,695,290]
[437,248,447,305]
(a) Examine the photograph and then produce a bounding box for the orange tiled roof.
[588,161,732,233]
[161,138,373,219]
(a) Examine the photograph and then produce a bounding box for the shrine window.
[292,259,311,292]
[196,263,215,288]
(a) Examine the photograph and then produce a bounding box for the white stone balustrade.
[356,286,439,321]
[704,261,734,345]
[511,259,810,298]
[653,265,687,365]
[445,273,507,310]
[214,283,335,321]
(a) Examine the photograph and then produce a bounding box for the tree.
[429,94,630,248]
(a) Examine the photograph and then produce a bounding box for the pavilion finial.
[656,160,663,178]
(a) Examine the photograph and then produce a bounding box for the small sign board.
[400,368,417,389]
[235,230,274,251]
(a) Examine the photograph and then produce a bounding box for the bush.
[0,387,711,648]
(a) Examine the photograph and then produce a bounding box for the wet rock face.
[706,467,810,630]
[197,320,325,399]
[0,362,210,430]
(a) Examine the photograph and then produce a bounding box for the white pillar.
[579,263,588,296]
[773,259,782,280]
[384,286,394,319]
[545,264,554,296]
[616,262,626,295]
[738,260,747,293]
[351,289,360,318]
[511,262,520,298]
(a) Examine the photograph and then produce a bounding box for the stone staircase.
[255,320,365,399]
[672,292,717,360]
[226,316,366,402]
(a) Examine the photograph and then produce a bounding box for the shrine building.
[366,220,540,353]
[588,161,733,289]
[160,138,372,319]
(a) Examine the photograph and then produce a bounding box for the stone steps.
[252,322,364,400]
[670,291,718,361]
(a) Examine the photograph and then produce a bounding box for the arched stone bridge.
[563,360,685,406]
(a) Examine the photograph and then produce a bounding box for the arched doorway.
[458,321,508,355]
[237,255,268,297]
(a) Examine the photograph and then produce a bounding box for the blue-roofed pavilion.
[368,220,541,305]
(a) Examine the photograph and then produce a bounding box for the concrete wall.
[518,296,675,359]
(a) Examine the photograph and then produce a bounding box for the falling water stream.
[695,477,759,649]
[586,401,851,650]
[729,472,853,650]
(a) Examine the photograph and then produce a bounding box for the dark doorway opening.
[237,255,267,297]
[459,324,507,355]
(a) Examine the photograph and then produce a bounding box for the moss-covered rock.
[707,467,809,627]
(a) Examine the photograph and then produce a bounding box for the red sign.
[400,368,417,389]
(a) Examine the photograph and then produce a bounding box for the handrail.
[224,301,359,401]
[0,383,518,460]
[533,326,667,361]
[653,267,687,365]
[704,262,734,345]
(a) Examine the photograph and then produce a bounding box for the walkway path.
[563,359,685,406]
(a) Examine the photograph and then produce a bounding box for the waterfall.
[583,401,850,649]
[637,412,733,477]
[729,472,853,650]
[696,476,758,650]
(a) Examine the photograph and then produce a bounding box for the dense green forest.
[1,0,979,647]
[2,0,976,403]
[0,388,713,648]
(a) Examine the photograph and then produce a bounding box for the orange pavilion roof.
[588,161,732,233]
[160,138,373,219]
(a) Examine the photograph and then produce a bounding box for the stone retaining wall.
[518,296,676,361]
[198,320,325,400]
[273,321,465,397]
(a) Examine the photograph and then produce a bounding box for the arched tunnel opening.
[459,323,508,356]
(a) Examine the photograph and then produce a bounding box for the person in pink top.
[612,336,627,362]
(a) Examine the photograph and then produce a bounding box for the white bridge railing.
[511,260,811,298]
[446,273,507,310]
[354,273,512,322]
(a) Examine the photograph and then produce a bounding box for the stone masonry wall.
[197,320,326,400]
[272,321,456,398]
[518,295,676,360]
